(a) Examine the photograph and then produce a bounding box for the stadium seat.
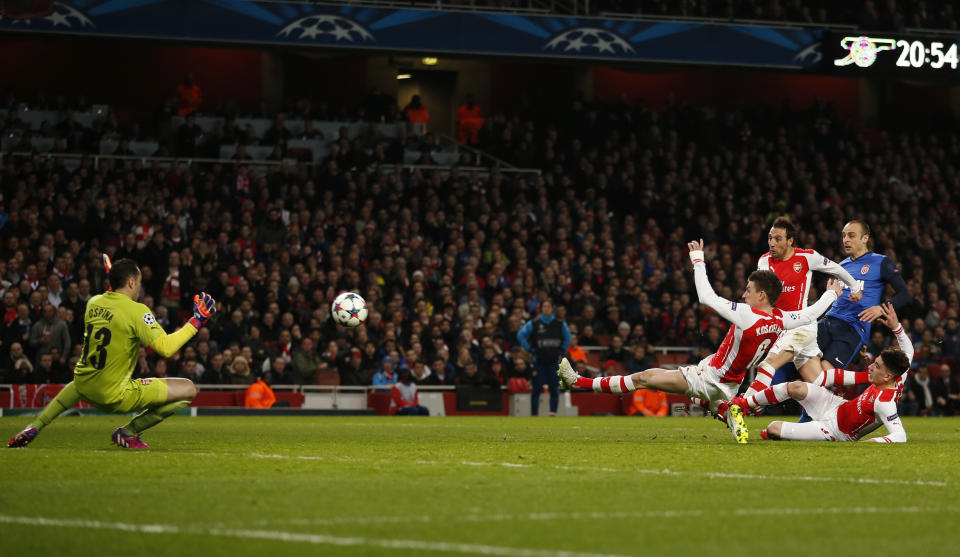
[657,353,691,366]
[367,392,392,415]
[507,377,531,393]
[219,144,275,160]
[283,119,303,134]
[287,139,327,161]
[234,118,272,138]
[315,121,346,139]
[19,110,60,129]
[286,146,313,162]
[171,115,223,133]
[584,352,603,369]
[315,370,340,386]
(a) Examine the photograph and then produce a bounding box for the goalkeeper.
[8,257,216,449]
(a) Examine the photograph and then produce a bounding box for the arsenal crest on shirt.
[861,265,870,275]
[793,261,802,273]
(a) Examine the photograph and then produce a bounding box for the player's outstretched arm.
[808,251,862,301]
[859,260,914,322]
[782,278,841,330]
[862,400,907,443]
[876,302,914,363]
[149,293,217,358]
[688,239,753,329]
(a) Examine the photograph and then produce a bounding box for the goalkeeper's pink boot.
[112,428,149,449]
[8,426,39,448]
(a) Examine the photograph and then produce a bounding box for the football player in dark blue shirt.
[800,220,912,379]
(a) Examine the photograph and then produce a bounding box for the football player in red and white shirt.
[558,239,842,443]
[747,217,863,397]
[730,303,912,443]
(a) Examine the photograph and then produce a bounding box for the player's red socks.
[715,401,730,421]
[815,369,868,387]
[746,383,789,408]
[577,375,636,394]
[746,362,776,396]
[573,376,594,390]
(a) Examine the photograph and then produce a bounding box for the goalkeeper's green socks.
[124,400,190,434]
[32,381,81,431]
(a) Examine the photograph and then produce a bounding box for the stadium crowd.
[389,0,960,30]
[592,0,960,30]
[1,84,959,418]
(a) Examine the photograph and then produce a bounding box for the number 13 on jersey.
[80,324,112,370]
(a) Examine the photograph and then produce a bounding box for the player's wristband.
[688,250,704,264]
[892,325,904,335]
[188,316,205,329]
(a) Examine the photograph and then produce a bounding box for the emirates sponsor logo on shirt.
[861,265,870,275]
[793,262,802,273]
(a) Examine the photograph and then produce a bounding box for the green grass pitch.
[1,415,958,556]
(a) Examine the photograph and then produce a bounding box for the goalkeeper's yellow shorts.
[80,378,169,414]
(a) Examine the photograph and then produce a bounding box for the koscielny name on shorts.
[87,307,115,322]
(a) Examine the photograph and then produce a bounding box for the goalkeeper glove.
[188,292,217,329]
[102,253,113,291]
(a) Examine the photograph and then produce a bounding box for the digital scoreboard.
[824,31,960,77]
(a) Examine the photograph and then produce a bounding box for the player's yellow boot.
[727,404,749,444]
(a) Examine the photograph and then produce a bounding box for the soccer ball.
[331,292,368,328]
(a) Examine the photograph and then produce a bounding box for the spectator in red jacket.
[390,369,429,415]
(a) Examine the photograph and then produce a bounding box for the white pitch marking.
[0,514,632,557]
[245,453,946,487]
[256,505,960,528]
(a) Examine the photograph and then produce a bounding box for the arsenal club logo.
[793,262,802,273]
[860,265,870,275]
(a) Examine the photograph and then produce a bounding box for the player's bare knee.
[767,422,783,439]
[630,371,649,388]
[765,350,790,369]
[185,380,198,400]
[168,378,197,401]
[786,381,808,401]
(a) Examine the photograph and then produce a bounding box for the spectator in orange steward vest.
[245,371,278,408]
[455,94,484,144]
[625,389,669,417]
[566,332,586,364]
[175,74,202,116]
[403,95,429,135]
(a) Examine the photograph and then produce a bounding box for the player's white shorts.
[777,383,853,442]
[679,357,740,402]
[767,322,821,369]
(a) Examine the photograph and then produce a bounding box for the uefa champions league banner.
[0,1,822,69]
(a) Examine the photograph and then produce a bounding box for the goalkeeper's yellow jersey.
[73,291,166,404]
